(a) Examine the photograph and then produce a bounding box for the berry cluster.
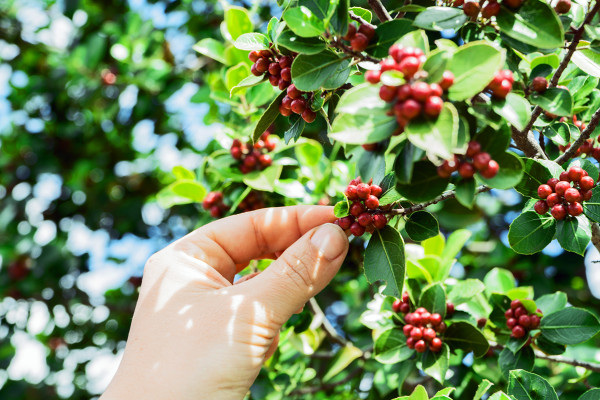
[403,306,445,353]
[238,190,266,212]
[554,0,571,13]
[392,291,411,314]
[437,141,499,179]
[463,0,501,18]
[230,131,276,174]
[365,45,455,132]
[341,22,376,52]
[334,177,388,236]
[202,191,228,218]
[279,84,317,123]
[486,69,514,99]
[249,49,294,90]
[534,166,595,219]
[558,138,600,162]
[505,299,541,339]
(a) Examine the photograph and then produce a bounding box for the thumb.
[244,223,349,324]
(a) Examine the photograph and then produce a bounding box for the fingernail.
[310,223,349,261]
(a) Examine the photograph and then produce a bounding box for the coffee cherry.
[403,324,414,336]
[415,339,427,353]
[439,71,455,90]
[402,292,410,302]
[430,313,442,326]
[406,337,416,349]
[568,167,585,182]
[582,189,593,201]
[435,322,447,333]
[507,317,517,328]
[351,33,369,51]
[411,327,423,341]
[511,299,522,309]
[477,318,487,328]
[551,204,568,220]
[547,178,559,190]
[518,315,531,328]
[430,337,443,352]
[268,62,281,76]
[231,146,242,160]
[356,183,371,199]
[256,58,269,73]
[446,302,455,316]
[358,24,376,40]
[559,171,570,181]
[555,181,571,196]
[564,187,581,203]
[504,0,522,7]
[345,185,358,200]
[505,309,514,319]
[280,67,291,82]
[398,57,420,78]
[437,166,452,179]
[400,302,410,313]
[210,205,222,218]
[530,315,541,328]
[459,162,476,178]
[279,56,293,68]
[251,64,262,76]
[537,184,553,199]
[402,99,422,119]
[411,313,422,325]
[291,99,306,114]
[343,23,357,41]
[466,141,481,157]
[258,154,272,167]
[350,202,366,217]
[482,1,500,17]
[423,328,436,341]
[555,0,571,13]
[268,74,279,86]
[531,77,548,93]
[480,160,499,179]
[365,195,380,209]
[568,202,583,216]
[370,184,383,197]
[430,83,443,97]
[397,84,412,101]
[249,51,261,63]
[534,200,549,215]
[302,108,316,123]
[463,1,481,17]
[338,216,354,230]
[282,96,293,109]
[357,212,373,227]
[279,104,291,116]
[494,79,512,98]
[473,152,491,170]
[415,307,427,314]
[379,85,397,102]
[580,176,595,190]
[424,96,444,117]
[365,70,381,84]
[512,325,526,338]
[287,84,302,99]
[421,312,431,325]
[372,214,387,229]
[350,222,366,236]
[411,82,431,102]
[514,306,527,318]
[380,58,397,72]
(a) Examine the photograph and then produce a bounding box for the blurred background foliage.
[0,0,598,399]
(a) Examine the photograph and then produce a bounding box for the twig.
[591,222,600,254]
[534,351,600,373]
[348,11,376,29]
[329,38,381,64]
[554,107,600,164]
[396,0,412,18]
[511,126,549,159]
[290,367,364,395]
[389,185,491,216]
[368,0,393,21]
[308,297,349,346]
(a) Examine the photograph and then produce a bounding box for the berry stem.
[348,11,377,30]
[387,185,491,216]
[329,37,381,63]
[368,0,393,21]
[555,107,600,164]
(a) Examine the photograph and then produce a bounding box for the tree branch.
[511,126,549,159]
[554,107,600,164]
[368,0,392,22]
[329,37,381,64]
[308,297,349,346]
[389,185,491,216]
[348,11,376,29]
[591,222,600,254]
[534,351,600,373]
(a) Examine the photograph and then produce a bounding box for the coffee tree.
[181,0,600,398]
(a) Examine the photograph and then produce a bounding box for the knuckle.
[277,252,315,291]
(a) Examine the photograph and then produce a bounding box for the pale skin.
[100,205,349,400]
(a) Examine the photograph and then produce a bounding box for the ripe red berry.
[291,99,306,114]
[251,64,261,76]
[356,183,371,199]
[537,184,553,199]
[231,146,243,160]
[402,99,422,119]
[559,171,570,182]
[350,33,369,52]
[504,0,523,7]
[421,312,431,325]
[411,82,431,102]
[555,0,571,13]
[564,187,581,203]
[547,178,559,189]
[371,214,387,229]
[268,62,281,76]
[430,337,443,352]
[507,317,517,328]
[365,70,381,84]
[357,212,373,227]
[530,315,541,328]
[534,200,549,215]
[551,204,568,220]
[392,299,402,313]
[268,74,279,86]
[446,302,455,315]
[350,202,365,217]
[459,162,476,178]
[397,84,412,101]
[406,337,416,349]
[248,51,261,63]
[350,222,366,236]
[463,1,481,17]
[555,181,571,196]
[514,306,527,318]
[279,104,291,116]
[466,141,481,157]
[343,23,357,41]
[512,325,526,338]
[424,96,444,117]
[256,58,269,73]
[244,154,257,167]
[411,327,423,341]
[279,56,293,68]
[338,216,354,230]
[518,315,531,328]
[482,1,500,17]
[582,189,593,201]
[429,313,442,326]
[480,160,499,179]
[398,56,420,78]
[494,79,512,98]
[370,184,383,198]
[568,202,583,216]
[403,324,414,336]
[379,85,397,102]
[415,339,427,353]
[210,205,222,218]
[531,77,548,93]
[580,176,595,190]
[402,292,410,302]
[287,84,302,99]
[436,322,447,333]
[473,152,492,170]
[505,309,514,319]
[477,318,487,328]
[568,167,585,182]
[429,83,443,97]
[258,154,272,167]
[345,185,358,200]
[280,67,291,81]
[358,24,376,40]
[281,96,293,109]
[423,328,436,341]
[400,302,410,313]
[411,314,422,326]
[510,299,522,309]
[302,108,316,123]
[365,195,380,209]
[439,71,455,90]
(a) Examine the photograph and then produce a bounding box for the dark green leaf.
[423,49,452,84]
[506,336,528,354]
[329,0,349,36]
[358,151,386,186]
[419,283,447,317]
[394,142,416,184]
[535,335,566,356]
[496,1,564,49]
[583,186,600,223]
[508,211,556,255]
[253,91,287,142]
[421,343,450,384]
[499,347,535,378]
[455,178,476,208]
[406,211,440,242]
[540,307,600,345]
[536,292,567,315]
[367,19,415,58]
[530,63,553,79]
[579,389,600,400]
[396,161,449,202]
[542,122,570,146]
[405,103,461,160]
[413,7,468,31]
[374,329,414,364]
[277,30,327,54]
[556,215,591,256]
[364,226,406,298]
[477,151,524,190]
[491,93,532,131]
[530,88,573,117]
[291,50,349,91]
[284,114,306,144]
[282,6,326,37]
[514,158,563,198]
[444,321,489,358]
[507,370,559,400]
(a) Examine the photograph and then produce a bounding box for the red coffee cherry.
[559,171,570,182]
[279,56,293,68]
[280,67,291,81]
[251,64,261,76]
[256,58,269,73]
[351,33,369,52]
[430,313,442,326]
[350,222,366,236]
[210,205,222,218]
[365,70,381,84]
[510,299,522,309]
[423,328,436,341]
[343,23,357,41]
[415,339,427,353]
[514,306,527,318]
[568,202,583,216]
[365,195,380,209]
[582,189,593,201]
[350,202,366,217]
[370,184,383,197]
[466,141,481,157]
[406,337,416,349]
[402,99,422,119]
[480,160,499,179]
[258,154,272,167]
[554,181,571,196]
[512,325,526,338]
[554,0,571,13]
[568,167,585,182]
[358,24,376,40]
[530,315,541,328]
[291,99,306,114]
[337,216,354,230]
[424,96,444,117]
[564,188,581,203]
[249,51,261,63]
[477,318,487,328]
[531,77,548,93]
[411,327,423,340]
[357,212,373,227]
[439,71,455,90]
[302,108,316,123]
[392,299,402,313]
[518,315,531,328]
[398,56,421,78]
[430,337,443,352]
[436,322,447,333]
[379,85,397,102]
[370,214,386,229]
[429,83,443,97]
[551,204,568,220]
[494,79,512,98]
[402,292,410,302]
[534,200,549,215]
[506,317,517,328]
[403,324,414,336]
[547,178,559,189]
[446,302,455,316]
[345,185,358,200]
[537,184,553,199]
[505,308,514,319]
[504,0,523,7]
[279,104,291,116]
[459,162,476,178]
[400,302,410,313]
[473,152,492,170]
[463,1,481,17]
[287,84,302,99]
[482,1,500,17]
[580,176,595,190]
[356,183,371,199]
[411,82,431,102]
[397,84,412,101]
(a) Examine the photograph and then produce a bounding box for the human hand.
[100,205,349,400]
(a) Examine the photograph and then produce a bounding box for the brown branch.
[308,297,349,346]
[348,11,376,29]
[554,107,600,164]
[511,126,549,159]
[396,0,412,19]
[534,351,600,373]
[389,185,491,216]
[329,38,381,64]
[592,223,600,254]
[368,0,392,22]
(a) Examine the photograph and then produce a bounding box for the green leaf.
[169,180,207,202]
[484,268,516,293]
[349,6,372,22]
[583,186,600,223]
[396,29,429,54]
[172,166,195,180]
[540,307,600,345]
[447,41,505,101]
[542,122,571,146]
[277,30,326,54]
[334,199,349,218]
[507,370,559,400]
[421,343,450,384]
[477,151,524,190]
[579,389,600,400]
[335,83,390,115]
[224,6,253,40]
[283,6,326,38]
[253,91,287,142]
[444,321,489,358]
[413,7,468,31]
[380,70,405,87]
[423,49,452,84]
[556,215,591,255]
[499,347,534,378]
[230,74,266,97]
[233,33,270,51]
[405,211,440,241]
[496,1,564,49]
[474,124,512,158]
[301,0,330,19]
[368,19,415,58]
[419,283,447,317]
[455,178,476,208]
[488,393,513,400]
[439,229,471,269]
[448,279,486,305]
[473,380,494,400]
[242,165,283,192]
[514,158,563,198]
[295,139,322,166]
[394,142,416,184]
[530,88,573,117]
[506,336,529,354]
[329,0,349,36]
[408,385,429,400]
[322,344,363,382]
[491,93,532,131]
[364,226,406,298]
[536,292,567,315]
[374,328,414,364]
[573,41,600,78]
[225,63,251,92]
[330,112,396,144]
[535,335,566,356]
[508,211,556,255]
[284,114,306,144]
[193,38,226,64]
[396,161,449,202]
[291,50,348,91]
[405,103,460,160]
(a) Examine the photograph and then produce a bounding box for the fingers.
[170,206,336,283]
[241,223,349,324]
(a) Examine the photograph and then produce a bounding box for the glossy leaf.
[507,370,559,400]
[444,321,489,358]
[413,7,468,31]
[508,211,556,255]
[496,1,564,49]
[540,307,600,345]
[556,215,591,256]
[405,211,440,242]
[364,226,406,298]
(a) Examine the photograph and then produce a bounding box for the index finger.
[170,205,336,283]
